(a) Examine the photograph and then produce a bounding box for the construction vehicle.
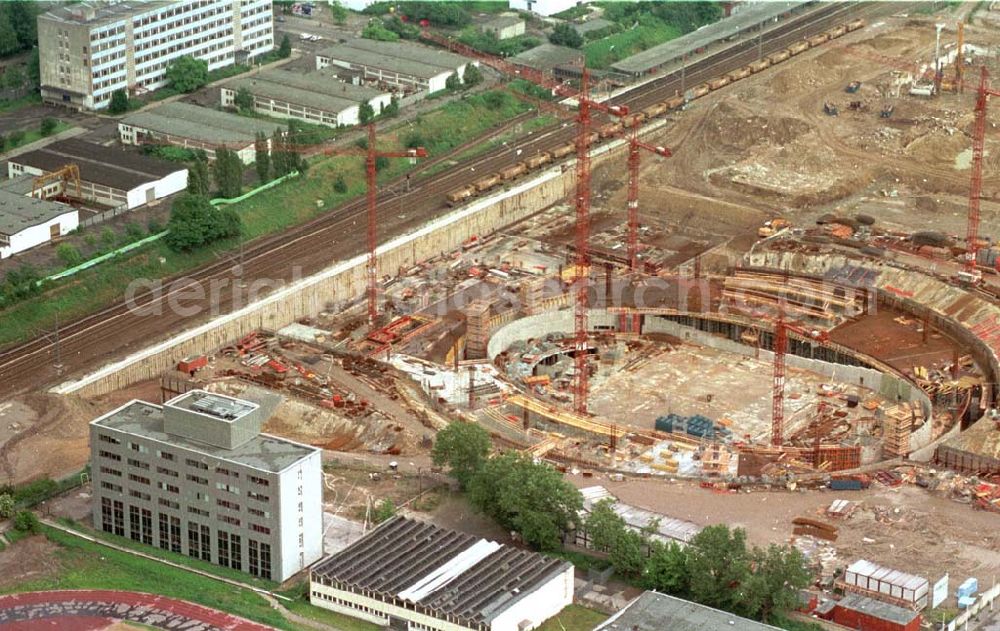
[846,81,862,93]
[880,103,894,118]
[758,218,792,238]
[823,102,839,116]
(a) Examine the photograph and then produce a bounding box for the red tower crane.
[622,123,672,333]
[317,124,428,324]
[770,309,829,447]
[965,66,997,276]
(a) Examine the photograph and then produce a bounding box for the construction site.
[3,3,1000,623]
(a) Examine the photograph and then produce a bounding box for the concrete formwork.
[53,123,665,397]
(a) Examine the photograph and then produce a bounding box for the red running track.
[0,590,277,630]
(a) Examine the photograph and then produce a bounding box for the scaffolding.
[465,300,492,360]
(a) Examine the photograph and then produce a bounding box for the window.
[230,534,242,571]
[200,524,211,561]
[157,466,178,477]
[249,539,260,576]
[99,450,122,461]
[129,505,141,542]
[128,474,150,485]
[127,458,150,470]
[185,458,209,470]
[100,481,122,493]
[158,498,180,510]
[128,489,150,502]
[101,497,114,533]
[260,542,272,580]
[100,466,122,477]
[141,508,153,545]
[247,507,269,519]
[216,499,239,511]
[250,523,270,535]
[158,450,175,461]
[216,482,239,494]
[247,491,269,503]
[219,515,240,527]
[249,475,269,487]
[158,482,179,494]
[186,473,208,485]
[128,442,147,454]
[215,466,238,478]
[188,506,210,517]
[218,531,230,567]
[98,434,121,445]
[187,521,201,558]
[159,513,170,550]
[169,515,182,553]
[113,500,125,536]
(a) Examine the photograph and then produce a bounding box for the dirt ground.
[0,535,62,589]
[568,472,1000,607]
[589,15,1000,260]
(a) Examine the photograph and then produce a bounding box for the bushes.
[164,194,241,252]
[108,88,129,114]
[39,117,58,136]
[457,29,539,57]
[13,510,40,534]
[56,243,83,267]
[362,19,399,42]
[549,23,583,48]
[0,264,41,308]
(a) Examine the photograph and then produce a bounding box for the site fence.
[80,203,131,228]
[944,583,1000,630]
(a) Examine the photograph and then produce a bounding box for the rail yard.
[3,2,1000,631]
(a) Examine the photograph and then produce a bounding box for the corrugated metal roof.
[610,1,806,74]
[847,559,928,591]
[580,485,701,544]
[595,591,783,631]
[835,593,920,625]
[123,102,285,145]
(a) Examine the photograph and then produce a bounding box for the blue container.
[957,577,978,600]
[829,479,863,491]
[958,596,976,609]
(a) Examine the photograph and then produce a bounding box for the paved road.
[0,590,276,630]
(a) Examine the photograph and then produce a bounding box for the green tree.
[165,55,209,93]
[467,452,582,551]
[608,528,647,579]
[8,129,23,147]
[234,86,254,112]
[362,19,400,42]
[26,47,39,85]
[463,63,483,87]
[740,544,811,622]
[333,175,347,194]
[13,510,39,534]
[373,499,396,523]
[445,72,461,91]
[164,194,241,252]
[187,155,210,196]
[383,15,420,39]
[39,117,57,136]
[100,227,116,249]
[0,133,6,151]
[56,243,83,267]
[359,100,375,125]
[686,524,751,612]
[0,493,13,519]
[108,88,130,114]
[0,11,19,57]
[7,1,37,50]
[212,148,244,198]
[584,498,627,552]
[381,96,400,117]
[254,132,270,183]
[330,1,349,24]
[431,422,491,489]
[549,23,583,48]
[278,34,292,58]
[2,65,24,90]
[643,539,690,595]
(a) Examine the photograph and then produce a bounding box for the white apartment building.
[90,390,323,582]
[39,0,274,111]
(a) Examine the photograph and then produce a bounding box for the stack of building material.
[792,516,838,541]
[882,404,914,458]
[464,300,492,359]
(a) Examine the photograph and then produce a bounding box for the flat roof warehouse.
[122,102,286,146]
[12,138,182,191]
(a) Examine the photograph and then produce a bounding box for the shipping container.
[829,479,863,491]
[844,560,928,607]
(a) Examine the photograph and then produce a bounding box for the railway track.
[0,2,913,398]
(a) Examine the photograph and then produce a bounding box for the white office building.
[39,0,274,110]
[90,390,323,582]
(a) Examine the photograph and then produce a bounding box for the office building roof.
[0,191,75,237]
[41,1,174,27]
[510,43,582,72]
[10,138,183,191]
[92,400,318,473]
[595,591,783,631]
[122,102,285,145]
[611,1,805,74]
[313,516,570,627]
[225,69,387,114]
[834,594,920,626]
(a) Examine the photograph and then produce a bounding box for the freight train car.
[768,49,791,64]
[446,186,475,206]
[787,40,810,55]
[551,143,575,159]
[525,152,552,169]
[748,58,771,73]
[825,24,847,39]
[727,66,752,82]
[689,83,711,98]
[845,19,865,32]
[472,174,500,193]
[598,122,623,138]
[806,33,830,47]
[708,76,731,90]
[500,162,528,181]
